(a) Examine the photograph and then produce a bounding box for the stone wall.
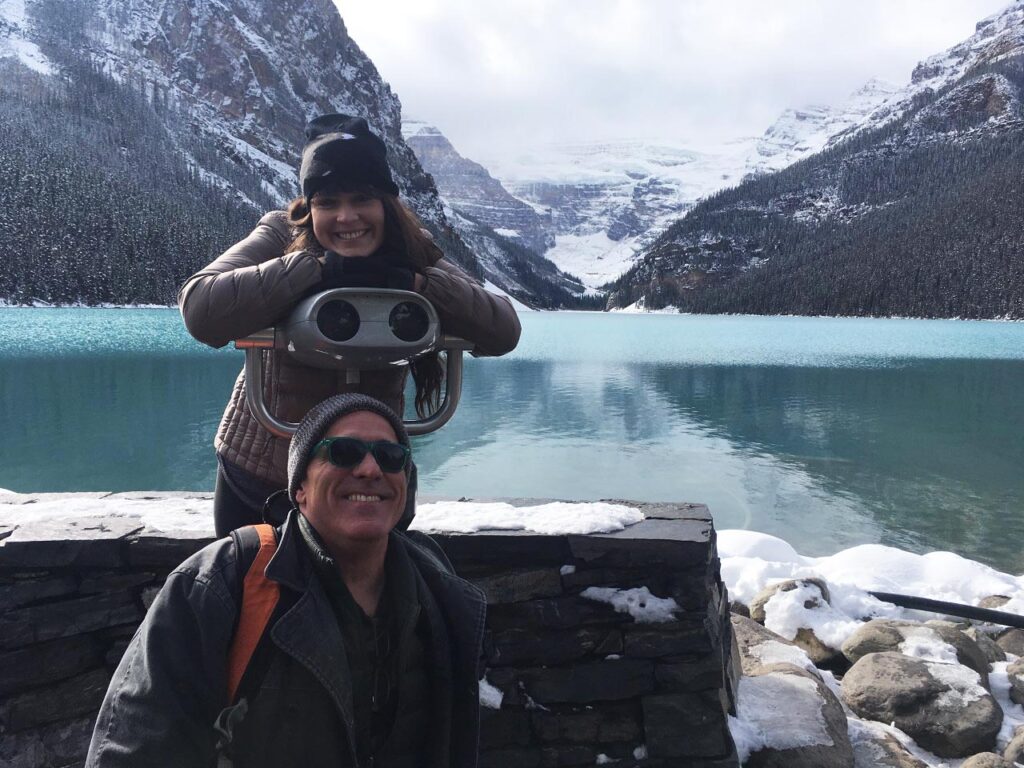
[0,493,739,767]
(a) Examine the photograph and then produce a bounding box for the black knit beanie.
[299,114,400,200]
[287,393,411,507]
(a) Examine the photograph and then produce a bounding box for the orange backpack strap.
[226,524,280,703]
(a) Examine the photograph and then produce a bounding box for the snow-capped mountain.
[607,1,1024,319]
[403,120,553,256]
[403,120,584,306]
[465,79,901,292]
[0,0,575,305]
[837,1,1024,142]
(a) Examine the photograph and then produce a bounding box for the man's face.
[295,411,408,549]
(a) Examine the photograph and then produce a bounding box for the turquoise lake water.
[2,308,1022,572]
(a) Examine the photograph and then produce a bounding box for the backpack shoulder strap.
[226,523,280,704]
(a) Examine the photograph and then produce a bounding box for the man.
[86,394,486,767]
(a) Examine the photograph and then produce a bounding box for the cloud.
[338,0,1013,161]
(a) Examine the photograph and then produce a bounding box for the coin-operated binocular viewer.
[234,288,473,437]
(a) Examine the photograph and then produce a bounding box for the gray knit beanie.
[287,393,411,506]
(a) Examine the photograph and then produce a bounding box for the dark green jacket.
[86,512,487,768]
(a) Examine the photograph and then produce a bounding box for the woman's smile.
[311,191,386,257]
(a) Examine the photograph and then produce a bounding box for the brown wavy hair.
[286,188,445,418]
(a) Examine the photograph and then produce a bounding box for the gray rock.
[655,654,729,692]
[485,626,621,667]
[0,634,105,697]
[1003,725,1024,764]
[624,623,713,657]
[979,596,1011,610]
[996,628,1024,657]
[730,614,808,677]
[965,627,1007,665]
[749,578,831,623]
[748,578,840,665]
[518,659,654,704]
[0,667,111,731]
[1007,658,1024,706]
[741,663,854,768]
[530,702,641,744]
[643,691,734,759]
[730,601,751,618]
[842,652,1002,758]
[479,709,532,749]
[472,569,563,604]
[842,619,990,684]
[960,753,1014,768]
[851,731,928,768]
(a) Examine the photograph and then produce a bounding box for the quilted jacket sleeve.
[420,259,522,357]
[178,211,322,348]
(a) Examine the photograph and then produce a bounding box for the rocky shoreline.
[728,576,1024,767]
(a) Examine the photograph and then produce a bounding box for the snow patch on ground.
[411,500,643,535]
[990,661,1024,746]
[580,586,680,623]
[762,581,862,650]
[0,0,54,75]
[543,232,640,291]
[927,661,986,709]
[750,640,818,674]
[897,627,960,664]
[478,676,503,709]
[718,530,1024,624]
[609,299,679,314]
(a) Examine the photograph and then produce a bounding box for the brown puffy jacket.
[179,210,521,486]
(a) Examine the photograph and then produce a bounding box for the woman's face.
[310,190,386,257]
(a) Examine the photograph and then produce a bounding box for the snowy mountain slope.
[0,0,53,74]
[607,42,1024,317]
[467,80,900,292]
[1,0,587,303]
[835,1,1024,143]
[404,120,553,255]
[403,120,586,307]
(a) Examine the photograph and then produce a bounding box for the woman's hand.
[318,251,418,291]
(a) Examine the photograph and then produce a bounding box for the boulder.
[730,614,813,676]
[964,627,1007,665]
[841,652,1002,758]
[730,601,751,618]
[848,725,928,768]
[748,578,842,666]
[749,578,831,623]
[960,753,1014,768]
[1007,658,1024,706]
[738,663,853,768]
[841,619,990,684]
[1003,725,1024,764]
[979,595,1011,610]
[996,628,1024,657]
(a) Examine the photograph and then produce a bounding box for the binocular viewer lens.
[316,299,360,342]
[314,299,430,343]
[389,301,430,342]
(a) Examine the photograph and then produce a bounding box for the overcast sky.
[338,0,1013,163]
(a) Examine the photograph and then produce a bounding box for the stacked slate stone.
[435,501,740,767]
[0,494,740,767]
[0,492,217,767]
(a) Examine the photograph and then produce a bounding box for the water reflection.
[1,310,1022,572]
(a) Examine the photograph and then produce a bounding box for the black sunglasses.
[311,437,410,474]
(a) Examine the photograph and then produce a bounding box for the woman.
[180,114,521,536]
